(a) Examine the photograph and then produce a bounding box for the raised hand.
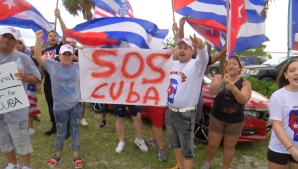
[36,30,43,41]
[172,23,179,34]
[189,34,205,49]
[54,9,61,18]
[179,17,186,27]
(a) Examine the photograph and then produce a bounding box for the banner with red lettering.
[79,48,173,106]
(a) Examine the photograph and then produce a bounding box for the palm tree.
[62,0,95,20]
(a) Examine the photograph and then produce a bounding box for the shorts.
[100,104,108,112]
[165,107,196,160]
[148,107,166,127]
[267,148,298,165]
[209,115,244,137]
[0,120,33,155]
[113,104,141,118]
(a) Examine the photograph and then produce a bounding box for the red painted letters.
[126,82,140,103]
[121,52,144,79]
[143,53,171,84]
[91,83,108,98]
[143,87,160,105]
[90,50,170,105]
[110,81,124,100]
[92,50,117,78]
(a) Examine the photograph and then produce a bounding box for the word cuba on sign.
[79,48,173,106]
[0,62,30,114]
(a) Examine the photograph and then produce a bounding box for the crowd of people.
[0,9,298,169]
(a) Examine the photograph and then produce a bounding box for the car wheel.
[209,68,219,77]
[261,77,274,81]
[90,103,103,113]
[194,108,210,144]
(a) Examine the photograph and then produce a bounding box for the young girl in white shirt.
[268,58,298,169]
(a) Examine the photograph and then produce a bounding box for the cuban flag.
[66,17,169,49]
[93,0,134,19]
[291,0,298,51]
[92,0,134,18]
[174,0,227,27]
[174,0,228,50]
[227,0,269,58]
[174,0,269,56]
[0,0,58,43]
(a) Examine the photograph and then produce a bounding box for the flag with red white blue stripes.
[92,0,134,19]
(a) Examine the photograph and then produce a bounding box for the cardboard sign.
[79,48,173,106]
[0,62,30,114]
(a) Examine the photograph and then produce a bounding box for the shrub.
[244,77,278,98]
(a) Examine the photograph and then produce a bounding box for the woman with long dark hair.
[267,58,298,169]
[201,56,252,169]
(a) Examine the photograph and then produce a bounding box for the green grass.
[0,93,270,169]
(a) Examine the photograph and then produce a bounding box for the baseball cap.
[177,38,194,50]
[0,27,18,40]
[59,44,73,55]
[17,37,25,44]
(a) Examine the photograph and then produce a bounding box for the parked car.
[209,56,268,77]
[242,56,298,81]
[91,76,272,143]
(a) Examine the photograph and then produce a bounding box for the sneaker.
[21,167,31,169]
[33,115,40,122]
[200,162,211,169]
[168,144,172,149]
[148,138,158,149]
[165,165,179,169]
[80,118,88,127]
[99,121,107,128]
[116,142,125,153]
[158,149,167,162]
[29,128,35,135]
[45,128,56,136]
[134,138,148,152]
[5,163,20,169]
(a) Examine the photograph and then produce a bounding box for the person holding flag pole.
[37,3,70,137]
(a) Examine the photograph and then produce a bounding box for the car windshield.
[262,57,286,67]
[203,76,212,85]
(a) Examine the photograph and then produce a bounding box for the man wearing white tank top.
[165,36,208,169]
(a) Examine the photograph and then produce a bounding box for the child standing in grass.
[33,30,83,168]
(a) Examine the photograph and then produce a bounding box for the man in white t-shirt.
[165,36,208,169]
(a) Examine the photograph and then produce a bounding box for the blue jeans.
[54,103,82,152]
[165,108,196,160]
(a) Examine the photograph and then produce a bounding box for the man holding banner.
[165,35,208,169]
[0,27,41,169]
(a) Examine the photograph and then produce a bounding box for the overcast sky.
[1,0,290,53]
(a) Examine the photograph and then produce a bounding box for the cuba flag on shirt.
[291,0,298,50]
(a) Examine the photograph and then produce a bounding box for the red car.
[91,76,272,143]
